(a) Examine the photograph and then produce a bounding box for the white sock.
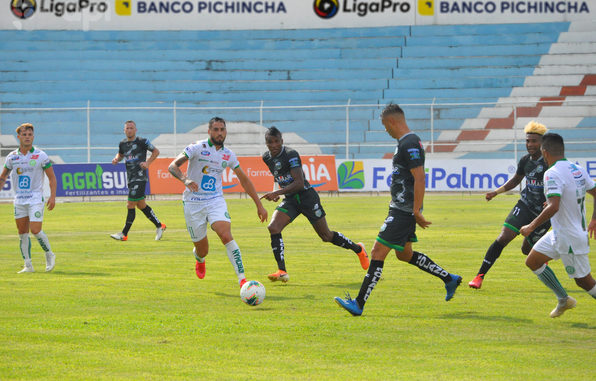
[34,231,52,253]
[224,240,245,281]
[532,263,547,275]
[19,233,31,263]
[193,247,205,263]
[588,284,596,300]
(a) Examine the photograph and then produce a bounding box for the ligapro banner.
[335,158,596,192]
[2,0,593,30]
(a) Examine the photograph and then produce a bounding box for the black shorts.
[276,188,326,224]
[504,200,550,245]
[128,181,147,201]
[376,208,418,251]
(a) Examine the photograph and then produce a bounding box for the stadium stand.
[0,22,594,162]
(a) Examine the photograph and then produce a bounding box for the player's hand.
[111,157,119,165]
[257,205,268,223]
[184,179,199,192]
[140,161,148,169]
[588,219,596,239]
[260,192,280,202]
[520,224,532,237]
[46,197,55,211]
[485,191,497,201]
[414,211,431,229]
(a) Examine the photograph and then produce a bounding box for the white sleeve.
[229,150,240,169]
[183,144,197,160]
[544,169,563,198]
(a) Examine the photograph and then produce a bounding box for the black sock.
[270,233,286,272]
[408,251,452,283]
[355,259,384,309]
[331,231,361,253]
[141,205,161,227]
[122,208,135,236]
[477,240,505,277]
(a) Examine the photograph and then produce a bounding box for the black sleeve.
[402,138,425,170]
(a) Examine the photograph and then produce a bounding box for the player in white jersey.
[168,117,268,288]
[521,133,596,318]
[0,123,57,273]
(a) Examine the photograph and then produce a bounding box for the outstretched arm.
[486,173,524,201]
[234,166,268,223]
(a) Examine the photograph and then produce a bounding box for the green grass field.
[1,194,595,380]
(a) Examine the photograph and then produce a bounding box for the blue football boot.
[334,293,363,316]
[445,274,462,301]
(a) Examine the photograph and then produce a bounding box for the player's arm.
[520,195,560,237]
[112,152,124,165]
[411,165,431,229]
[0,166,11,190]
[588,186,596,239]
[168,153,198,192]
[142,146,160,169]
[486,173,524,201]
[44,166,57,211]
[261,167,304,202]
[233,166,268,223]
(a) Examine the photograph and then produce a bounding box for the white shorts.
[533,230,592,278]
[14,203,45,222]
[183,197,231,242]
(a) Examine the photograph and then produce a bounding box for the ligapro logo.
[11,0,36,19]
[314,0,338,18]
[314,0,411,18]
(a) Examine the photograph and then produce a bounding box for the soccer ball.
[240,280,266,306]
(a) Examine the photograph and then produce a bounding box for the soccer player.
[260,126,369,283]
[334,104,462,316]
[0,123,57,273]
[521,133,596,318]
[110,120,166,241]
[168,117,268,287]
[468,121,550,289]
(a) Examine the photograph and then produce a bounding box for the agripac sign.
[2,0,592,30]
[336,158,596,192]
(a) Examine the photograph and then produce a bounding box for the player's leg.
[209,199,246,287]
[562,252,596,300]
[397,242,462,301]
[575,274,596,299]
[184,201,209,279]
[526,233,574,317]
[266,199,297,282]
[111,198,136,241]
[470,201,528,288]
[136,192,166,240]
[311,213,369,270]
[29,203,55,272]
[15,208,33,273]
[335,239,391,316]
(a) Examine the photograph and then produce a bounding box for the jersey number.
[578,197,586,230]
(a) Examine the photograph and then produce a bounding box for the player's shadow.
[439,311,533,324]
[568,322,596,330]
[50,271,110,276]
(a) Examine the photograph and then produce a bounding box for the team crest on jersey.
[407,148,420,160]
[29,160,36,166]
[274,161,282,170]
[222,162,227,168]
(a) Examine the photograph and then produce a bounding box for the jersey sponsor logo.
[201,150,211,156]
[222,153,230,161]
[31,154,39,159]
[200,175,217,191]
[18,175,31,189]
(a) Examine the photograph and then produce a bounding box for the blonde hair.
[524,121,547,136]
[16,123,34,134]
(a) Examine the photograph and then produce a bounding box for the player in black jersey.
[260,127,369,283]
[110,120,166,242]
[468,121,549,289]
[335,104,462,316]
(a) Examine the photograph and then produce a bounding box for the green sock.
[534,265,567,299]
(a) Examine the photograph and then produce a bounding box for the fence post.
[87,100,91,163]
[430,98,436,153]
[346,98,351,160]
[513,105,517,162]
[173,100,177,155]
